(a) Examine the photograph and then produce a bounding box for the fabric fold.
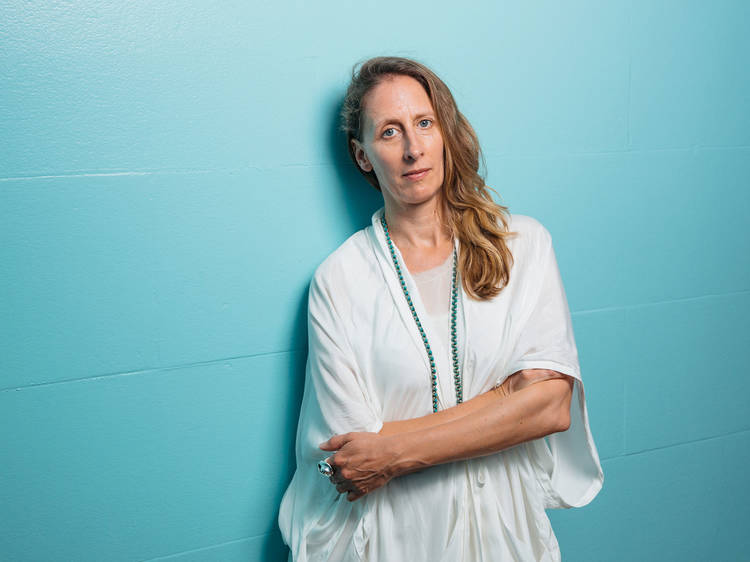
[503,223,604,509]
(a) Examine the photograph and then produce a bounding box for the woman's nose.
[403,127,424,160]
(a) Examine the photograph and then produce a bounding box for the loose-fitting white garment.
[412,251,453,352]
[279,208,604,562]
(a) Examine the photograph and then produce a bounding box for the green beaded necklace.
[380,215,463,413]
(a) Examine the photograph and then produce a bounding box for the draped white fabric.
[279,208,603,561]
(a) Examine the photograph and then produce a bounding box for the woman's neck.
[383,196,454,274]
[383,196,451,250]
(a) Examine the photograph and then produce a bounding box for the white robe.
[279,208,604,561]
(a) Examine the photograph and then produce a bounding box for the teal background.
[1,1,748,560]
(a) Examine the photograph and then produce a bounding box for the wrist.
[388,431,430,478]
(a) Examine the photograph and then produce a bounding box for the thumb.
[319,433,351,451]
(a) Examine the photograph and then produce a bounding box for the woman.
[279,56,603,561]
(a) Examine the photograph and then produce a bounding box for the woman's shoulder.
[503,213,554,270]
[311,228,373,289]
[506,212,550,238]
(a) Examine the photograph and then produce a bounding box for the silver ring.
[318,460,334,477]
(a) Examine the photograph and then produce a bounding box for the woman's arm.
[320,371,574,501]
[377,369,570,437]
[391,375,573,475]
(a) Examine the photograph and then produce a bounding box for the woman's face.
[351,74,445,211]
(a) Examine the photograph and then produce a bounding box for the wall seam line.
[573,289,750,317]
[141,532,273,561]
[0,348,306,393]
[600,427,750,462]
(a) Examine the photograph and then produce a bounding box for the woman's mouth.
[403,168,430,181]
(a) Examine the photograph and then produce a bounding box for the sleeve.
[279,268,382,561]
[507,225,604,510]
[300,269,383,461]
[498,369,571,395]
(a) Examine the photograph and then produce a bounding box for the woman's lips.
[403,168,430,181]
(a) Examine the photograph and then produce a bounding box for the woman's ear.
[350,139,373,173]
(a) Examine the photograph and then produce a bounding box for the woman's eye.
[382,128,396,138]
[419,119,432,127]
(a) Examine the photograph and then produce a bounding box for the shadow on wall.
[263,285,307,561]
[327,86,385,234]
[262,87,383,561]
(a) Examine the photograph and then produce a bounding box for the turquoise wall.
[1,2,748,560]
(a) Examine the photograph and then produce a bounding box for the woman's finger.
[319,432,356,452]
[347,490,363,502]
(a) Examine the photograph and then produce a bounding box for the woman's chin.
[388,186,443,208]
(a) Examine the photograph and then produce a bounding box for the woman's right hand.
[319,432,403,502]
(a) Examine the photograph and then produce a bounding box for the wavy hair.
[340,56,517,300]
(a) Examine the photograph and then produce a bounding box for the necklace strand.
[380,215,463,412]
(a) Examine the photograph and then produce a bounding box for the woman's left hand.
[319,432,401,502]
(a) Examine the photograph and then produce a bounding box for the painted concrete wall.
[1,2,748,560]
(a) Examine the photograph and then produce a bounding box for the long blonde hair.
[340,56,517,300]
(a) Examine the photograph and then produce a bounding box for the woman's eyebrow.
[373,112,435,130]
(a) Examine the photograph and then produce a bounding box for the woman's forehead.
[363,75,435,127]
